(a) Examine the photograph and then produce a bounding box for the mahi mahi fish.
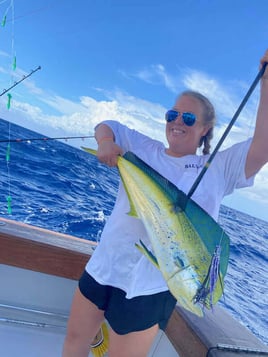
[83,148,230,317]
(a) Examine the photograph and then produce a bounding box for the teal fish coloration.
[83,147,230,316]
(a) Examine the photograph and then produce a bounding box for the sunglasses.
[165,109,197,126]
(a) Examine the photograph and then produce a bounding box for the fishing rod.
[0,66,41,97]
[0,135,95,143]
[187,62,268,199]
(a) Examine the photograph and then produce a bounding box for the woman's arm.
[95,123,123,167]
[246,49,268,178]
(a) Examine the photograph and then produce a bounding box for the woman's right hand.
[97,139,123,167]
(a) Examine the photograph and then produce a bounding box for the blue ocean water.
[0,118,267,346]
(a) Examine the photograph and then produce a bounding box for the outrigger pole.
[0,66,41,97]
[0,65,95,144]
[0,135,95,143]
[187,62,268,199]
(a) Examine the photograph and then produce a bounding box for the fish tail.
[193,245,222,309]
[209,245,222,307]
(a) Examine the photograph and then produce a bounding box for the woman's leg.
[108,324,159,357]
[62,287,105,357]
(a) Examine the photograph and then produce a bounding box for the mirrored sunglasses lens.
[182,112,196,126]
[165,110,178,122]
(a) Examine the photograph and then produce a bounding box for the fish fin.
[82,147,97,156]
[127,205,139,218]
[120,179,139,218]
[135,240,159,269]
[82,147,139,217]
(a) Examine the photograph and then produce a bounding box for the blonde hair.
[178,90,216,155]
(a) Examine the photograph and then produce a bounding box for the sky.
[0,0,268,221]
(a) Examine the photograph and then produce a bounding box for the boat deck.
[0,315,66,357]
[0,322,175,357]
[0,264,178,357]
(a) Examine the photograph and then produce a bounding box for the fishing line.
[1,0,16,214]
[0,134,94,143]
[5,125,12,214]
[1,1,41,214]
[1,66,41,214]
[0,0,11,27]
[1,1,55,24]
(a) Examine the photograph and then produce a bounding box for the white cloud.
[246,165,268,203]
[183,70,239,118]
[135,64,180,93]
[2,64,261,149]
[0,66,7,74]
[0,50,9,57]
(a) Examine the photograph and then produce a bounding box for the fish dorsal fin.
[81,147,139,217]
[82,147,97,155]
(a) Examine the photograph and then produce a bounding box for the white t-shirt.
[86,120,254,298]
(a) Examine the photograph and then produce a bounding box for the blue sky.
[0,0,268,221]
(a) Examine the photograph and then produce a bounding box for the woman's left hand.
[260,49,268,78]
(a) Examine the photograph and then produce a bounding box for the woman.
[63,50,268,357]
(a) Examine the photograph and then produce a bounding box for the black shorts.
[79,270,177,335]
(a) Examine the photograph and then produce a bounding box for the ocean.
[0,118,267,346]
